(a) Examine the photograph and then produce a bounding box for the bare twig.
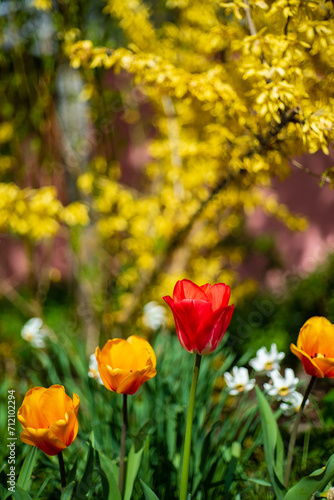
[243,0,257,37]
[291,159,332,184]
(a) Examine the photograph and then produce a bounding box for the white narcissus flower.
[88,353,103,385]
[143,301,166,331]
[21,317,48,348]
[280,391,309,416]
[264,368,299,399]
[249,343,285,372]
[224,367,256,395]
[326,487,334,500]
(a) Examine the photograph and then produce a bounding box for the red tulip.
[163,279,234,355]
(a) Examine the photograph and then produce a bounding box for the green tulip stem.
[119,393,128,497]
[284,375,316,488]
[180,353,202,500]
[58,451,66,491]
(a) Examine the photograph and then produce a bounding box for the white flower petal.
[285,368,293,383]
[228,389,239,396]
[269,369,284,386]
[245,380,255,391]
[256,346,267,358]
[224,372,233,385]
[21,317,47,348]
[143,302,166,330]
[237,367,249,384]
[270,343,278,355]
[249,358,264,371]
[24,317,43,332]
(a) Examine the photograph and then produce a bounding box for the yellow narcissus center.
[278,386,289,397]
[236,384,245,392]
[265,361,273,371]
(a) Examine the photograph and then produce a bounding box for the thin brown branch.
[243,0,257,37]
[291,159,332,184]
[256,107,300,149]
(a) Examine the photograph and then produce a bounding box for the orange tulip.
[18,385,79,456]
[290,316,334,378]
[95,335,157,395]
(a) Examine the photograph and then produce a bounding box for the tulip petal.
[17,387,49,429]
[105,366,131,391]
[165,298,213,352]
[50,410,79,447]
[196,304,234,354]
[298,316,334,358]
[73,393,80,416]
[98,339,139,371]
[172,280,208,302]
[20,427,67,456]
[201,283,231,310]
[126,335,157,368]
[311,356,334,378]
[116,366,157,395]
[40,385,74,425]
[163,296,194,351]
[290,343,324,377]
[95,352,129,392]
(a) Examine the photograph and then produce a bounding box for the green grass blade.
[140,479,160,500]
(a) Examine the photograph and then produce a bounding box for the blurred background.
[1,0,334,361]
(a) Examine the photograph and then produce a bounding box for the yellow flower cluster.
[2,0,333,327]
[31,0,52,10]
[0,184,89,241]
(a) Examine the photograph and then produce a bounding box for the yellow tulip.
[18,385,79,456]
[291,316,334,378]
[95,335,157,395]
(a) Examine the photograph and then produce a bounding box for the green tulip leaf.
[255,386,286,500]
[91,430,120,500]
[96,449,121,500]
[67,458,79,485]
[284,453,334,499]
[123,444,144,500]
[140,479,160,500]
[73,434,94,500]
[17,447,38,491]
[12,485,33,500]
[61,481,76,500]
